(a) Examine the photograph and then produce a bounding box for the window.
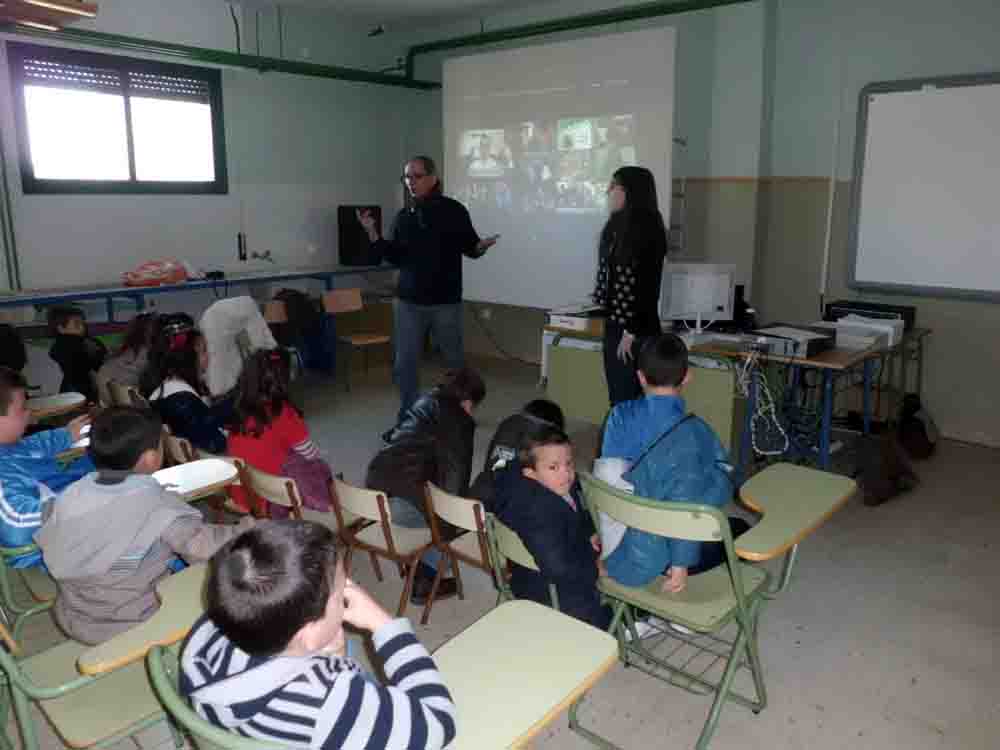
[7,42,228,194]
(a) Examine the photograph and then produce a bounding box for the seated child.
[142,315,231,454]
[494,424,611,630]
[227,349,333,515]
[34,406,252,645]
[180,520,457,749]
[469,398,565,512]
[366,368,486,605]
[600,333,742,593]
[96,312,159,404]
[47,305,107,403]
[0,367,92,567]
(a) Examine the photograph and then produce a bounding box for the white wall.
[0,0,421,294]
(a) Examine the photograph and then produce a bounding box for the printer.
[749,324,835,358]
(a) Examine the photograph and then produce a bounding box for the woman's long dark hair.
[231,348,301,437]
[117,312,160,357]
[598,166,668,265]
[140,319,208,397]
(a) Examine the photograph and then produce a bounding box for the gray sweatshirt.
[35,471,249,645]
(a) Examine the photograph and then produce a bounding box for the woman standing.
[593,166,668,406]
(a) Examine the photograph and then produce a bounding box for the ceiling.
[267,0,557,26]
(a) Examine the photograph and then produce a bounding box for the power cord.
[469,305,540,367]
[735,350,790,457]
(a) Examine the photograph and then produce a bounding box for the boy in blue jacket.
[600,333,742,593]
[0,367,92,567]
[494,425,611,629]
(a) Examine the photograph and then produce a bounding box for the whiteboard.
[848,75,1000,301]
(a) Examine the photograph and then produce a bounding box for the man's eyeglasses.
[402,172,430,182]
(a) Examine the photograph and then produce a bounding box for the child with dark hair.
[0,367,91,567]
[366,367,486,604]
[180,521,456,749]
[469,398,565,511]
[227,349,333,515]
[34,406,250,645]
[47,305,107,403]
[600,333,741,594]
[493,424,611,629]
[95,312,159,404]
[142,315,230,454]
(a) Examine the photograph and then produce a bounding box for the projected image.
[456,114,636,216]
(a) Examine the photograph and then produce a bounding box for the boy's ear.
[681,368,692,387]
[135,447,162,473]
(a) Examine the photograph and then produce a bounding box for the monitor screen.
[660,263,736,327]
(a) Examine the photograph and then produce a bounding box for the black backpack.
[898,393,938,460]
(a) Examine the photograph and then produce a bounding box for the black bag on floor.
[898,393,938,460]
[856,434,919,507]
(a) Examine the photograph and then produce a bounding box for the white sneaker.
[623,619,657,642]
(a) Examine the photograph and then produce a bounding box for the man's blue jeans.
[394,299,464,421]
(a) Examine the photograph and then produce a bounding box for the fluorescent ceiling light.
[16,19,61,30]
[23,0,97,18]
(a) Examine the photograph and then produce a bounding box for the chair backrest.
[164,433,195,465]
[322,288,363,314]
[486,514,540,572]
[331,477,388,524]
[147,646,286,750]
[425,482,484,533]
[579,471,729,544]
[242,464,303,515]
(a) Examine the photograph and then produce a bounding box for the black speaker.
[337,205,382,266]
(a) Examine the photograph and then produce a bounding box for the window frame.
[7,41,229,195]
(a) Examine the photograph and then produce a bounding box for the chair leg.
[695,626,750,750]
[451,553,465,601]
[420,560,446,625]
[568,691,622,750]
[368,551,384,582]
[397,557,419,617]
[10,684,39,750]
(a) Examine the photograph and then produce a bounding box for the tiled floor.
[8,356,1000,750]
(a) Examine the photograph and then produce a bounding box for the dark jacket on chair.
[148,379,231,455]
[365,386,475,520]
[494,462,611,630]
[49,334,106,402]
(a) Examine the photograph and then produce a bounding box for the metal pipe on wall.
[405,0,756,79]
[0,24,440,90]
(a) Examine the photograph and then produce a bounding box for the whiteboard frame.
[848,72,1000,303]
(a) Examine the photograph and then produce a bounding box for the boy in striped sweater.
[180,520,456,749]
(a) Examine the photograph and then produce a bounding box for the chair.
[107,380,150,409]
[0,545,57,643]
[577,472,769,750]
[239,463,370,547]
[147,645,285,750]
[0,622,179,750]
[484,514,560,611]
[420,482,492,625]
[322,288,391,391]
[330,478,433,617]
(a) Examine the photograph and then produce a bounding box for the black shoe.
[410,576,458,606]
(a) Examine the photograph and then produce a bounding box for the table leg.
[739,369,758,482]
[819,370,833,470]
[862,357,874,435]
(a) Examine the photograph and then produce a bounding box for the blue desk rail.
[0,266,385,321]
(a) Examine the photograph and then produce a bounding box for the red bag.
[122,259,189,287]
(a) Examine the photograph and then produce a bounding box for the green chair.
[0,544,58,643]
[147,645,286,750]
[484,513,559,611]
[576,472,769,750]
[0,621,179,750]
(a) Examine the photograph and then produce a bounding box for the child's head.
[522,399,565,430]
[440,367,487,415]
[89,406,164,473]
[48,305,86,337]
[118,312,160,357]
[206,521,344,656]
[0,367,30,445]
[141,315,208,395]
[519,424,576,497]
[637,333,690,393]
[233,349,296,436]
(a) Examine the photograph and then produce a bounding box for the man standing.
[359,156,498,425]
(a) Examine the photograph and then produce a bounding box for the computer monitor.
[659,263,736,334]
